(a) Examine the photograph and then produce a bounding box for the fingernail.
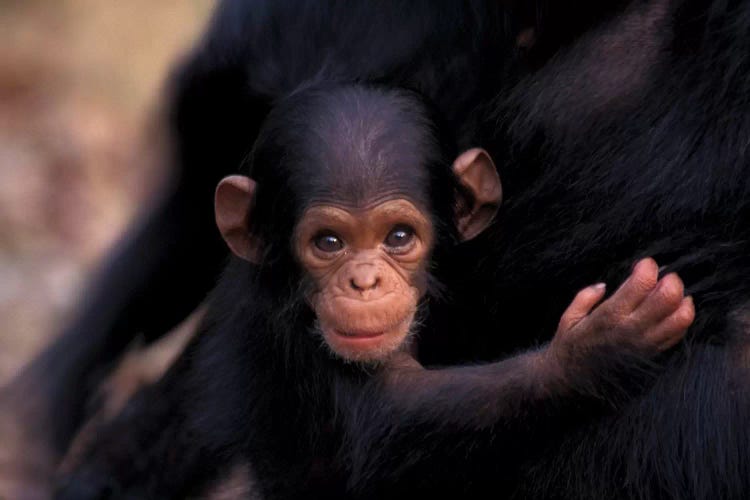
[656,272,677,289]
[593,283,606,290]
[633,257,656,271]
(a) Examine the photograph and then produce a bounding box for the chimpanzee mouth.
[334,329,386,339]
[329,314,413,340]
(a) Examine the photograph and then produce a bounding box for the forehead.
[285,87,438,211]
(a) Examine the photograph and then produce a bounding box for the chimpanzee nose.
[349,265,380,292]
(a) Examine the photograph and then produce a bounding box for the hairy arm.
[344,258,694,493]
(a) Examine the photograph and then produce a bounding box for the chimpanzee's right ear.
[215,175,262,263]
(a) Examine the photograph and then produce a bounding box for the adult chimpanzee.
[12,0,750,498]
[55,84,693,499]
[444,1,750,498]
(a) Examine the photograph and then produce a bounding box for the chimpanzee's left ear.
[452,148,502,241]
[215,175,262,263]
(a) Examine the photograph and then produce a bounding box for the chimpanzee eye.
[385,225,415,248]
[313,233,344,253]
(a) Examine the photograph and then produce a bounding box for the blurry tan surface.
[0,0,214,386]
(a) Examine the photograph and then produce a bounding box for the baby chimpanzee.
[56,84,693,499]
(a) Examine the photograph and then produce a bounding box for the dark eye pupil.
[314,234,343,252]
[386,226,414,247]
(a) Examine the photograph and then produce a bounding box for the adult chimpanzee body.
[15,0,750,498]
[450,0,750,498]
[56,84,692,499]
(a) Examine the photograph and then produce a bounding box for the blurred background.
[0,0,214,387]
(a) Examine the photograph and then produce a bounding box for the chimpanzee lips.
[327,312,411,340]
[334,328,386,339]
[317,312,416,363]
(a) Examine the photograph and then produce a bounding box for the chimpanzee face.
[295,198,434,362]
[215,85,502,364]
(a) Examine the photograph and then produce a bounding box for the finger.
[644,296,695,350]
[558,283,607,332]
[604,258,659,315]
[630,273,685,325]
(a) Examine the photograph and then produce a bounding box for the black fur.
[16,0,513,452]
[16,0,628,454]
[23,0,750,498]
[451,1,750,498]
[56,83,668,499]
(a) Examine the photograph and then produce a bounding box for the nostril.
[350,276,379,291]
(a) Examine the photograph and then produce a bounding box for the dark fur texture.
[17,0,513,452]
[18,0,630,454]
[56,84,666,499]
[422,0,750,359]
[23,0,750,498]
[448,1,750,498]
